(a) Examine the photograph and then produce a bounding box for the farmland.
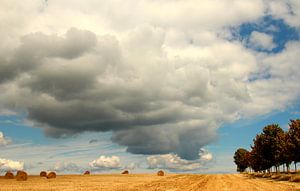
[0,174,299,191]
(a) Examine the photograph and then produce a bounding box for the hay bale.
[40,171,47,177]
[157,170,164,176]
[121,170,129,174]
[4,171,14,179]
[84,171,90,175]
[47,172,56,179]
[16,171,28,181]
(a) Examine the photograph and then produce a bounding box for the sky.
[0,0,300,174]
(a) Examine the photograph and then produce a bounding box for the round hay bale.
[47,172,56,179]
[157,170,164,176]
[16,171,28,181]
[84,171,90,175]
[4,171,14,179]
[40,171,47,177]
[121,170,129,174]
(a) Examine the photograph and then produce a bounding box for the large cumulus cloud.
[1,0,300,161]
[0,26,251,160]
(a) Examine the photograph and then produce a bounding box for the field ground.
[0,174,299,191]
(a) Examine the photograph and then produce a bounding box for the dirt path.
[128,174,300,191]
[0,174,299,191]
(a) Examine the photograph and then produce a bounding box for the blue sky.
[0,0,300,174]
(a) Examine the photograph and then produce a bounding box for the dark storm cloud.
[112,125,217,160]
[0,26,255,160]
[0,28,96,83]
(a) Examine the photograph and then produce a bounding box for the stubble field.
[0,174,299,191]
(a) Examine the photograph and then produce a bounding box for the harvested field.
[0,174,299,191]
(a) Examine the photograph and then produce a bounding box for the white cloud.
[0,158,24,172]
[52,161,80,172]
[248,31,276,50]
[89,156,121,170]
[147,150,213,171]
[0,132,12,146]
[200,149,213,161]
[267,0,300,28]
[0,131,125,174]
[243,41,300,116]
[124,162,138,170]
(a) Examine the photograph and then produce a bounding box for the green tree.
[250,134,270,172]
[280,131,293,172]
[261,124,285,172]
[234,148,249,172]
[288,119,300,171]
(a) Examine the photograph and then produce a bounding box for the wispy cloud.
[0,132,12,146]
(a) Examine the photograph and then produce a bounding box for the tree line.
[234,119,300,173]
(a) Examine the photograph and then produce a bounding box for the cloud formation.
[52,161,80,172]
[89,156,121,170]
[0,0,300,162]
[248,31,276,50]
[0,132,12,146]
[147,149,213,171]
[0,158,24,172]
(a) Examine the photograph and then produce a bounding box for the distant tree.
[261,124,285,172]
[233,119,299,174]
[234,148,249,172]
[250,134,270,172]
[288,119,300,171]
[280,131,293,172]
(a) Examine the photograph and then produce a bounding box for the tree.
[250,134,270,172]
[234,148,249,172]
[288,119,300,171]
[261,124,285,172]
[233,119,299,174]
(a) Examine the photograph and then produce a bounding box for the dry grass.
[262,174,272,178]
[277,175,292,181]
[271,174,281,179]
[290,175,300,182]
[0,174,299,191]
[254,173,264,178]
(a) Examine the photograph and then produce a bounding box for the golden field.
[0,174,300,191]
